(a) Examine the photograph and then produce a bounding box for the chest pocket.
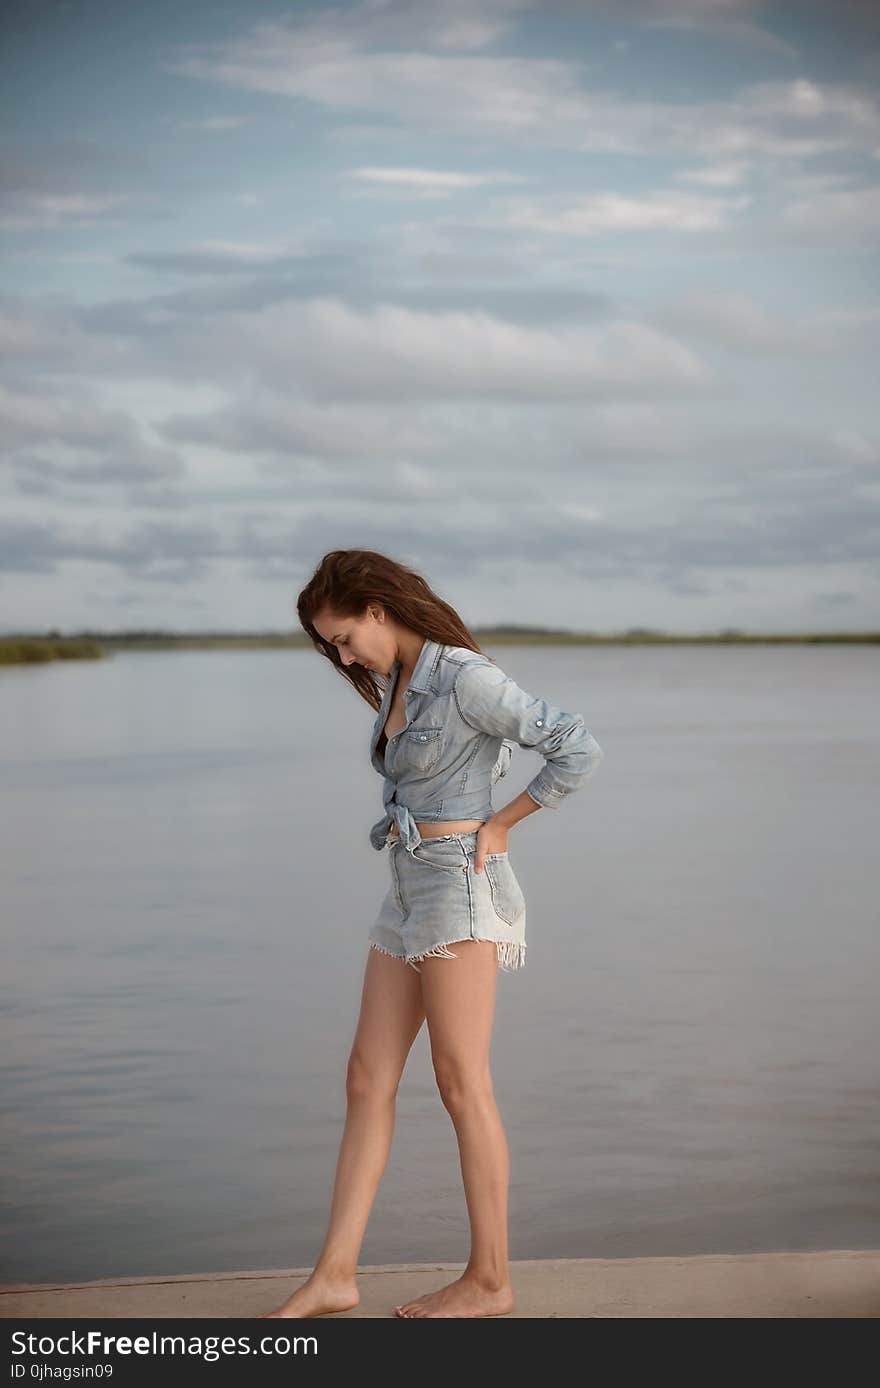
[398,725,443,774]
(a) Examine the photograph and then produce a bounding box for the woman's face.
[313,607,393,675]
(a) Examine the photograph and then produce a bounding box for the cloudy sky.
[2,0,879,635]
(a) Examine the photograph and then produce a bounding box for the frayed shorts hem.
[368,936,526,973]
[369,830,527,974]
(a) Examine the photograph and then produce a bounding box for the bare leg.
[261,946,425,1317]
[394,940,515,1319]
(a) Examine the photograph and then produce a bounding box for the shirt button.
[536,718,543,726]
[419,734,427,740]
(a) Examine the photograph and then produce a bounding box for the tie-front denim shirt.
[369,639,604,853]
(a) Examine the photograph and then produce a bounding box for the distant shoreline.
[1,629,879,664]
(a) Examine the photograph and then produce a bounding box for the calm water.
[1,643,878,1285]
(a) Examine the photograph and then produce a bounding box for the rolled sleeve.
[453,660,604,808]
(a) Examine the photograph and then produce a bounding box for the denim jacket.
[369,638,604,853]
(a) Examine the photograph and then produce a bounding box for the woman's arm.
[453,659,604,810]
[453,658,604,869]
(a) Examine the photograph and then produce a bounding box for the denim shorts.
[368,828,526,973]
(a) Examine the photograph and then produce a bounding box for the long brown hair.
[297,549,487,712]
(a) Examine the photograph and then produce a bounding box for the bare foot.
[259,1272,359,1318]
[394,1273,514,1318]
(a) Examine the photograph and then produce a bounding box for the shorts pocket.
[483,852,526,925]
[412,836,470,876]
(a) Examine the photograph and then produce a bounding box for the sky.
[1,0,879,635]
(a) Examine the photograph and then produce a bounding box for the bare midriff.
[389,818,485,840]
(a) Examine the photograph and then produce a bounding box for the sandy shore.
[2,1250,878,1318]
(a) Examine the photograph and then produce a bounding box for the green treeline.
[1,627,878,665]
[0,637,107,665]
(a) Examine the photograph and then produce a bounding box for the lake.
[1,642,878,1286]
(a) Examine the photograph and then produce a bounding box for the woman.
[262,549,603,1319]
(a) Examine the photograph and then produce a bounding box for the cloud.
[593,0,798,57]
[166,14,880,162]
[0,136,148,229]
[0,192,132,231]
[677,160,751,186]
[0,382,140,449]
[0,136,146,189]
[347,165,525,197]
[0,382,185,488]
[158,394,435,461]
[644,289,829,355]
[105,256,618,325]
[12,446,183,489]
[129,240,312,274]
[646,288,877,355]
[5,412,876,587]
[781,181,880,243]
[178,115,248,130]
[0,296,140,375]
[2,285,707,402]
[498,189,751,235]
[0,515,228,578]
[164,296,713,401]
